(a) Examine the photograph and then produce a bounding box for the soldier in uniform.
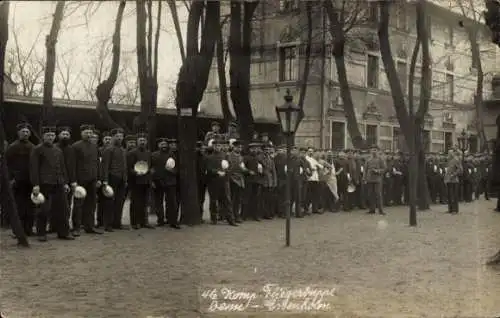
[261,132,273,146]
[96,131,111,228]
[227,140,245,223]
[444,149,462,213]
[261,142,277,219]
[273,144,287,218]
[196,141,207,222]
[382,151,393,207]
[30,126,75,241]
[127,133,154,229]
[478,153,490,200]
[426,154,439,204]
[72,124,102,235]
[151,138,168,226]
[243,141,263,221]
[438,154,448,204]
[390,152,404,206]
[5,122,35,235]
[125,135,137,150]
[204,121,221,144]
[205,138,237,226]
[462,155,474,202]
[55,126,76,232]
[101,128,128,231]
[365,145,386,215]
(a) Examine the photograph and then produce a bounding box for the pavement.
[0,199,499,318]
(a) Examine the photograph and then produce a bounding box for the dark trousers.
[439,179,447,203]
[13,181,34,235]
[366,182,383,213]
[304,181,320,213]
[321,183,335,212]
[383,177,392,206]
[129,183,150,226]
[153,184,179,226]
[230,181,243,220]
[72,180,97,231]
[108,176,127,228]
[291,179,303,217]
[243,182,261,220]
[207,178,233,222]
[36,184,70,237]
[446,182,459,213]
[275,183,287,217]
[198,177,206,221]
[262,186,276,218]
[96,187,104,227]
[463,181,473,202]
[355,183,366,209]
[479,178,489,200]
[392,177,404,205]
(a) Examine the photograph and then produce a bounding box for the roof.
[3,94,278,124]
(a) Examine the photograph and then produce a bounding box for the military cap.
[277,144,286,149]
[231,140,241,147]
[167,138,177,143]
[196,141,204,147]
[261,132,269,137]
[211,121,220,127]
[93,129,100,135]
[41,126,56,134]
[157,137,168,144]
[111,128,124,135]
[262,142,274,149]
[80,124,95,131]
[229,121,238,127]
[299,147,308,151]
[102,131,110,137]
[57,126,71,133]
[137,133,148,139]
[16,122,31,131]
[249,141,261,147]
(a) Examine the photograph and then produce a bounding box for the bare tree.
[324,0,369,149]
[216,16,234,127]
[112,56,140,105]
[5,22,45,97]
[41,1,65,127]
[378,0,432,224]
[134,0,162,146]
[55,48,81,100]
[94,0,127,130]
[453,0,489,151]
[0,1,29,247]
[174,1,220,225]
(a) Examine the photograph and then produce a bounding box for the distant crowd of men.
[0,121,494,243]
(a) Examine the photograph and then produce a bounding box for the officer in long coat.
[55,126,76,232]
[365,145,386,215]
[127,133,154,229]
[5,122,35,235]
[205,138,237,226]
[101,128,128,231]
[227,140,245,223]
[444,149,462,213]
[196,141,207,222]
[72,124,102,235]
[96,131,111,228]
[243,141,264,221]
[261,142,277,219]
[204,121,221,144]
[273,144,287,218]
[30,126,74,241]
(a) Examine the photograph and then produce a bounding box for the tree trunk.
[176,1,220,225]
[216,19,233,127]
[324,0,365,149]
[229,1,258,145]
[95,1,126,131]
[167,0,186,63]
[42,1,65,128]
[468,30,488,152]
[296,1,313,127]
[0,1,29,247]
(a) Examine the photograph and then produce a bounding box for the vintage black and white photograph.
[0,0,499,317]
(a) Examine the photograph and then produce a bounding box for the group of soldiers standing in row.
[0,120,494,242]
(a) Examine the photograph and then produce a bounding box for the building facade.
[201,0,499,152]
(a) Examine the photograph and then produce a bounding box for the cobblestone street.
[1,199,499,318]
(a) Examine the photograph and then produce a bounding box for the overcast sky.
[7,1,187,107]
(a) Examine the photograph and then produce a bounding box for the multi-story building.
[201,0,499,152]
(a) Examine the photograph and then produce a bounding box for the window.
[368,3,379,23]
[379,125,392,138]
[397,61,407,93]
[432,130,444,141]
[446,74,454,102]
[432,80,444,100]
[469,135,478,153]
[444,132,453,151]
[432,143,444,153]
[280,0,299,11]
[423,129,430,152]
[366,124,378,147]
[279,45,298,82]
[380,140,392,151]
[331,121,345,150]
[396,5,407,30]
[393,127,401,151]
[367,55,379,88]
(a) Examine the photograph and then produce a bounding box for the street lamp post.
[457,129,469,166]
[275,89,303,247]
